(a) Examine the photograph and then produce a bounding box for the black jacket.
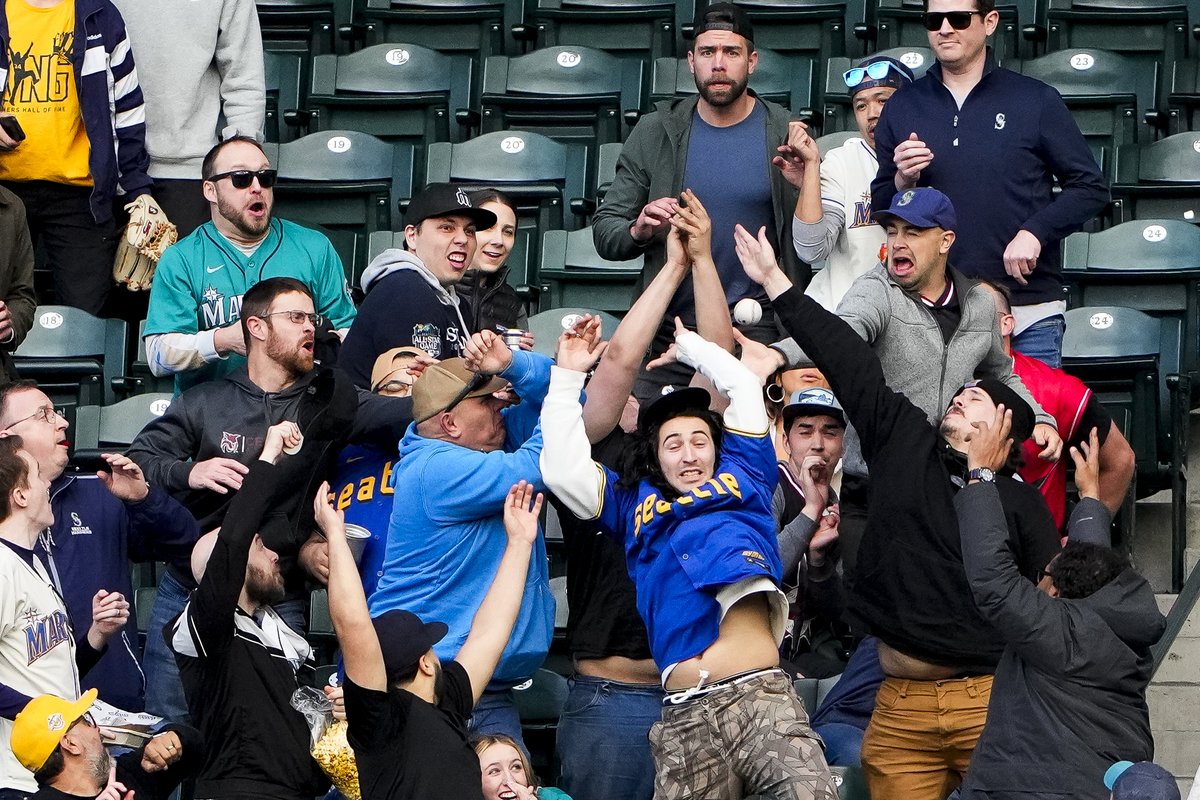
[958,488,1165,798]
[772,286,1061,671]
[458,267,528,335]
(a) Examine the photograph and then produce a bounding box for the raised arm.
[678,189,734,353]
[456,483,541,704]
[670,320,767,435]
[315,481,387,692]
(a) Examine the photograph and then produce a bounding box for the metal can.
[502,329,528,352]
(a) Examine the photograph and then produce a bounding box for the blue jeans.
[811,637,885,768]
[144,569,308,721]
[468,687,526,749]
[556,676,663,800]
[1012,314,1065,369]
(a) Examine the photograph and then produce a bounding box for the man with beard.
[592,2,801,400]
[165,420,330,800]
[128,277,410,725]
[12,690,202,800]
[143,135,357,394]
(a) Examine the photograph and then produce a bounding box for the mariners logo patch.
[69,512,91,536]
[898,190,915,206]
[412,323,441,357]
[219,431,243,454]
[46,713,65,732]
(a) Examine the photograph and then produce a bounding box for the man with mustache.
[592,2,801,401]
[144,136,357,394]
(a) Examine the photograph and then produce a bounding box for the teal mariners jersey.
[591,429,784,670]
[144,219,357,394]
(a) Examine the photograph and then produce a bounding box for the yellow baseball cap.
[10,689,98,773]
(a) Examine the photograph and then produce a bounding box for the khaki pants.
[861,675,993,800]
[649,671,838,800]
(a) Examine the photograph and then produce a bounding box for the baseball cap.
[1105,761,1181,800]
[782,388,846,428]
[404,183,497,230]
[412,358,508,424]
[11,689,98,773]
[843,55,915,95]
[693,2,754,43]
[372,610,448,681]
[637,386,713,433]
[951,378,1035,442]
[875,187,957,231]
[370,346,427,392]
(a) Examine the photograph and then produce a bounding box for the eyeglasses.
[259,310,323,327]
[376,379,413,397]
[444,371,492,415]
[3,405,63,430]
[206,168,278,189]
[843,60,905,88]
[922,10,982,29]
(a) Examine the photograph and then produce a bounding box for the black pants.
[152,178,211,238]
[1,180,115,315]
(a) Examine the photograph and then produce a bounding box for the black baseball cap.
[372,610,448,681]
[637,386,713,433]
[693,2,754,43]
[951,378,1035,442]
[404,183,497,230]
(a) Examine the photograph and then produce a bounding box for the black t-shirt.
[554,428,653,661]
[344,661,482,800]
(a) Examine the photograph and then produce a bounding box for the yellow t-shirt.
[0,0,91,185]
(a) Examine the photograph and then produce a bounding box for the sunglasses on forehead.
[922,10,983,29]
[843,60,905,88]
[206,168,278,189]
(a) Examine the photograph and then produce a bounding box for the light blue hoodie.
[368,348,554,686]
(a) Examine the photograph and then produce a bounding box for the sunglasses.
[843,60,904,88]
[922,10,983,29]
[207,168,278,189]
[444,371,492,415]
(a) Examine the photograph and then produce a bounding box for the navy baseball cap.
[638,386,713,433]
[782,388,846,428]
[844,55,915,96]
[372,610,448,681]
[875,187,957,231]
[1105,761,1181,800]
[404,183,496,230]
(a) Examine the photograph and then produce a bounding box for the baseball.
[284,432,304,456]
[734,298,763,325]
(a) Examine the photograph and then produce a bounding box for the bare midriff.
[575,655,661,685]
[877,641,961,680]
[665,593,780,691]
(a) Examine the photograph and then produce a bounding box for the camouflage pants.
[649,670,839,800]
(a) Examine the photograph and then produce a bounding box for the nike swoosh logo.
[207,265,225,273]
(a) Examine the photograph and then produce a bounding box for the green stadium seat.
[549,575,569,630]
[1110,133,1200,222]
[72,392,174,469]
[425,130,590,264]
[269,130,415,282]
[14,306,127,416]
[538,226,642,314]
[256,0,346,55]
[135,586,157,644]
[308,588,339,662]
[522,0,693,63]
[513,667,568,780]
[869,0,1034,61]
[821,47,933,134]
[1162,56,1200,131]
[527,306,621,358]
[594,141,622,202]
[301,43,473,180]
[264,51,304,144]
[357,0,524,59]
[831,765,870,799]
[648,46,817,119]
[479,45,643,156]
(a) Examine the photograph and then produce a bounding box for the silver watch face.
[973,468,995,481]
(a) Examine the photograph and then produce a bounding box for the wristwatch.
[968,467,996,483]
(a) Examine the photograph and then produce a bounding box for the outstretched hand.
[1069,427,1102,501]
[772,120,820,189]
[734,329,785,384]
[503,481,543,548]
[98,453,149,502]
[313,481,345,540]
[966,404,1013,474]
[734,224,782,287]
[555,314,606,373]
[464,329,514,376]
[672,189,713,266]
[645,317,692,371]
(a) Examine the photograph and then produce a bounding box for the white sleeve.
[539,366,606,520]
[145,331,223,377]
[674,330,769,435]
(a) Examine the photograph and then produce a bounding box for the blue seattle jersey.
[144,219,357,394]
[593,428,782,670]
[330,443,395,599]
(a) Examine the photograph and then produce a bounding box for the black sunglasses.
[207,168,278,189]
[922,10,982,29]
[444,372,492,415]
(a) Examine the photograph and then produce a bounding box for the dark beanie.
[952,378,1035,442]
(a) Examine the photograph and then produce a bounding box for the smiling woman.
[459,189,528,335]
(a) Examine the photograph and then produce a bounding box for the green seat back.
[539,226,642,314]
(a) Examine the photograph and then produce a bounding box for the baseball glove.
[112,194,178,291]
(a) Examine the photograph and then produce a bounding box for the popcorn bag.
[291,685,362,800]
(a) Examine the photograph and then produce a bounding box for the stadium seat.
[594,141,622,203]
[830,765,870,800]
[14,306,127,416]
[514,668,569,779]
[1018,48,1159,176]
[301,44,473,178]
[264,51,304,143]
[424,130,590,263]
[112,320,174,399]
[815,129,858,151]
[72,393,174,469]
[357,0,524,59]
[134,586,157,645]
[648,46,818,119]
[1110,132,1200,222]
[528,307,621,358]
[821,46,934,133]
[268,130,415,282]
[256,0,346,55]
[538,226,643,313]
[478,46,643,156]
[1061,305,1189,583]
[1162,56,1200,131]
[521,0,693,63]
[307,589,339,663]
[549,575,569,630]
[869,0,1034,61]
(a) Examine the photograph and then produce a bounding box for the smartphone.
[678,193,688,208]
[0,117,25,143]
